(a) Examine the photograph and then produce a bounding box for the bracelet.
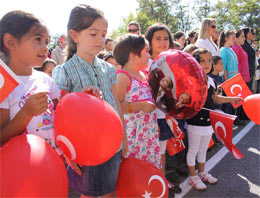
[128,103,133,113]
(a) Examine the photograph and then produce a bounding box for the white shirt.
[0,70,61,154]
[196,38,219,56]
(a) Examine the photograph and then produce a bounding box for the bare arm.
[0,92,49,146]
[111,84,128,157]
[213,90,243,105]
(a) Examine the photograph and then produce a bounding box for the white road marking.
[175,121,256,198]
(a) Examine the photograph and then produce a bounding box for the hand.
[176,100,185,109]
[21,92,49,117]
[141,101,156,113]
[82,86,103,99]
[64,155,82,176]
[121,135,129,158]
[231,97,244,105]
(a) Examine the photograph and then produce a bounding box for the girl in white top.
[0,10,61,154]
[196,18,219,56]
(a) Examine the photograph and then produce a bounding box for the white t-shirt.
[196,38,219,56]
[0,69,61,154]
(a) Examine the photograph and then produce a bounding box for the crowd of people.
[0,3,259,198]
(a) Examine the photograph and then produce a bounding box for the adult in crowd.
[105,38,113,51]
[241,27,256,90]
[195,18,219,56]
[51,34,67,65]
[127,21,141,35]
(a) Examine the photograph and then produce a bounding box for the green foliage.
[49,34,61,50]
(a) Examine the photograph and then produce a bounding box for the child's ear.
[129,52,137,61]
[69,29,79,43]
[3,33,16,51]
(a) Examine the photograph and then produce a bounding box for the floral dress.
[118,70,161,168]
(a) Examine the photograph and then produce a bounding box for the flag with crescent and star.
[209,109,243,159]
[220,73,252,108]
[0,59,21,104]
[165,114,185,156]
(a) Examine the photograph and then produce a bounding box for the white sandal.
[188,176,207,190]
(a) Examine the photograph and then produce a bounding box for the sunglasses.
[128,28,139,33]
[211,25,217,29]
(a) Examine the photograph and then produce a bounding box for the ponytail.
[218,30,235,49]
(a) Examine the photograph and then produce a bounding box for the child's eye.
[35,37,41,41]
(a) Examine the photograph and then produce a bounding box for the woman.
[196,18,219,56]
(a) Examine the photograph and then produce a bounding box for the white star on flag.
[142,191,152,198]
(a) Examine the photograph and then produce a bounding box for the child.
[113,34,161,168]
[145,23,182,195]
[35,58,57,77]
[186,48,243,190]
[103,51,122,71]
[52,5,128,197]
[218,30,238,81]
[0,11,61,155]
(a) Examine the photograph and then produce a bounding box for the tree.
[193,0,212,22]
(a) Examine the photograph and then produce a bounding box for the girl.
[196,18,219,56]
[173,31,186,49]
[186,48,242,190]
[0,11,61,154]
[35,58,57,77]
[218,30,238,81]
[231,30,250,83]
[145,23,182,195]
[52,4,128,197]
[113,34,161,168]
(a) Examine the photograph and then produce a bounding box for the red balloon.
[243,94,260,125]
[116,158,168,198]
[54,92,123,166]
[0,134,68,197]
[149,49,207,119]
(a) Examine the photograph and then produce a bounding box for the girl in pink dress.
[114,34,161,168]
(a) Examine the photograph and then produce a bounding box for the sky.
[0,0,138,35]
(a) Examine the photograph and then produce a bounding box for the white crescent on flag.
[148,175,166,198]
[56,135,76,160]
[215,121,226,144]
[230,84,242,96]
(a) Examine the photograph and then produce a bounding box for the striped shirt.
[53,54,118,113]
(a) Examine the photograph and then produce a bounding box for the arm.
[213,90,243,105]
[0,92,49,146]
[111,84,128,157]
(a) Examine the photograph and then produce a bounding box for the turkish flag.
[116,158,168,198]
[0,59,20,104]
[165,114,185,156]
[220,73,252,108]
[209,110,243,159]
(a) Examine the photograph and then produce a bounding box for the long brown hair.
[218,30,235,49]
[66,4,105,60]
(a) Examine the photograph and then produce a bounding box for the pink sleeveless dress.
[118,70,161,168]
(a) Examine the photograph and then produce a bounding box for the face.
[212,31,219,41]
[105,41,112,51]
[128,25,140,35]
[215,59,223,72]
[106,57,122,71]
[135,44,151,69]
[199,52,212,75]
[246,30,255,41]
[151,30,170,58]
[252,41,259,49]
[176,35,186,48]
[226,33,236,47]
[43,62,56,77]
[208,21,217,37]
[236,32,245,46]
[12,25,49,70]
[179,93,191,104]
[160,76,172,90]
[72,17,107,58]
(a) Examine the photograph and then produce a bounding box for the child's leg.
[186,132,201,176]
[197,134,212,173]
[159,140,167,175]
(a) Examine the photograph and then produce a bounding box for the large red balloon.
[54,92,123,166]
[116,158,168,198]
[149,49,207,119]
[243,94,260,125]
[0,134,68,197]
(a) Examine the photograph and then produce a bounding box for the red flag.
[220,73,252,108]
[0,59,20,103]
[209,110,243,159]
[165,114,185,156]
[208,138,214,149]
